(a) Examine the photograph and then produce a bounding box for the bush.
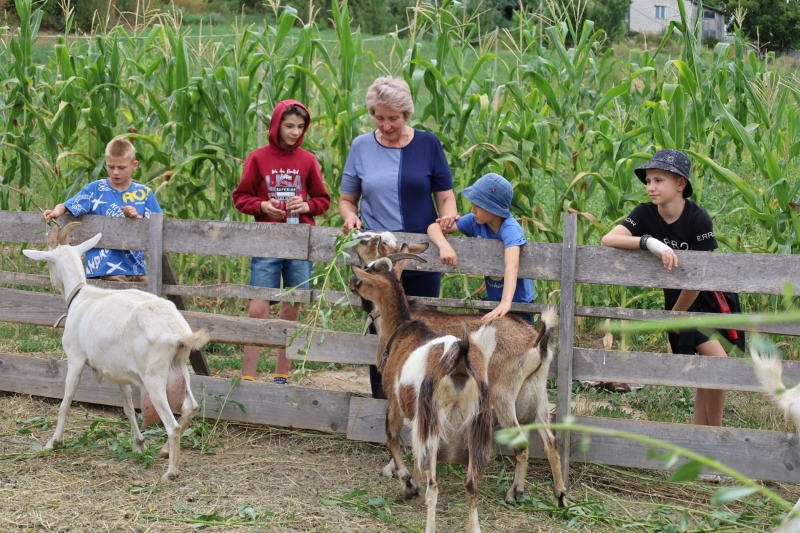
[702,34,721,49]
[36,0,136,32]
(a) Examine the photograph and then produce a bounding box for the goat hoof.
[380,465,394,478]
[504,485,524,504]
[162,471,179,482]
[555,492,567,508]
[158,449,170,459]
[402,482,419,500]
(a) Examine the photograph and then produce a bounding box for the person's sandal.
[273,374,288,385]
[241,376,256,382]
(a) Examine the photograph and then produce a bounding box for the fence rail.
[2,210,800,485]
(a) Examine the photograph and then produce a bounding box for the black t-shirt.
[620,200,718,311]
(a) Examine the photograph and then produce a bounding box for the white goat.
[23,223,208,481]
[751,349,800,532]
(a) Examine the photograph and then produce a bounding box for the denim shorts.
[250,257,312,290]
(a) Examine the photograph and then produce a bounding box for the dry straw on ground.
[1,393,798,532]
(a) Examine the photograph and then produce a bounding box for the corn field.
[1,0,800,293]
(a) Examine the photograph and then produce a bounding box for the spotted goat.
[350,257,495,533]
[352,231,566,505]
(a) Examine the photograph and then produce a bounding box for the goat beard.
[140,366,186,429]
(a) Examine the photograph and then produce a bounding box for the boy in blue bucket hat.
[428,173,535,323]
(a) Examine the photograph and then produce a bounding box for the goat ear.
[408,242,429,254]
[23,249,55,262]
[74,233,103,256]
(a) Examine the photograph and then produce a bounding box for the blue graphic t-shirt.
[64,179,162,278]
[456,213,535,304]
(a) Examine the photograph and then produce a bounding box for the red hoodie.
[233,100,330,225]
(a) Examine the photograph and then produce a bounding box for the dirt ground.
[2,392,799,533]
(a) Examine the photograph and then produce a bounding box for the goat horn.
[386,252,427,264]
[58,222,82,245]
[48,225,59,250]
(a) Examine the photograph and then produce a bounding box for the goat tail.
[751,348,793,411]
[536,306,559,361]
[179,329,210,352]
[448,325,472,375]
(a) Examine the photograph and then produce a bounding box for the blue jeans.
[250,257,312,290]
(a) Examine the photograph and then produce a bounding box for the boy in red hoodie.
[233,100,331,384]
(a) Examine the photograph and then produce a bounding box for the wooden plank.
[576,245,800,296]
[162,255,210,376]
[570,416,800,484]
[0,287,292,347]
[0,271,148,291]
[179,311,294,347]
[572,348,800,392]
[161,219,310,259]
[286,330,378,365]
[344,398,800,484]
[0,211,50,245]
[0,212,149,250]
[147,213,163,296]
[0,353,350,434]
[307,226,563,280]
[347,396,410,443]
[162,283,312,304]
[556,214,578,487]
[574,305,800,337]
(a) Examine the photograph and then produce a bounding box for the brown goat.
[353,233,566,506]
[350,258,494,533]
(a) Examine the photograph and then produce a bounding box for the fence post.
[147,213,163,296]
[556,213,578,487]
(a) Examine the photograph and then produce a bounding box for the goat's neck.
[373,293,411,348]
[57,254,88,301]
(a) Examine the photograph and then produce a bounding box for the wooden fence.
[2,210,800,486]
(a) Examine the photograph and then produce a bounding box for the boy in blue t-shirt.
[427,173,535,323]
[43,138,162,281]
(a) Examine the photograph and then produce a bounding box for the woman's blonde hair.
[365,76,414,120]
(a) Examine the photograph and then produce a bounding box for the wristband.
[645,237,672,258]
[639,234,651,250]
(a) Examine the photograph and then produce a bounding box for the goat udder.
[141,369,186,429]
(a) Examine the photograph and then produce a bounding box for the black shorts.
[668,328,743,355]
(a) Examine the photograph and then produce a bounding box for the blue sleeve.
[456,213,477,237]
[341,138,362,195]
[429,135,453,192]
[63,183,95,216]
[498,222,526,248]
[144,187,162,216]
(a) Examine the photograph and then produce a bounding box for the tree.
[582,0,632,42]
[717,0,800,51]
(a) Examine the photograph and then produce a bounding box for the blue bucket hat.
[462,173,513,219]
[634,149,693,198]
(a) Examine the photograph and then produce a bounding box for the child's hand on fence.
[482,301,511,322]
[438,243,459,268]
[261,199,285,219]
[436,214,459,230]
[121,206,142,219]
[661,249,678,270]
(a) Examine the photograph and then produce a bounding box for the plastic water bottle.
[286,205,300,224]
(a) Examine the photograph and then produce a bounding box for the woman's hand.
[261,199,285,219]
[437,214,460,230]
[342,215,362,233]
[482,301,511,322]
